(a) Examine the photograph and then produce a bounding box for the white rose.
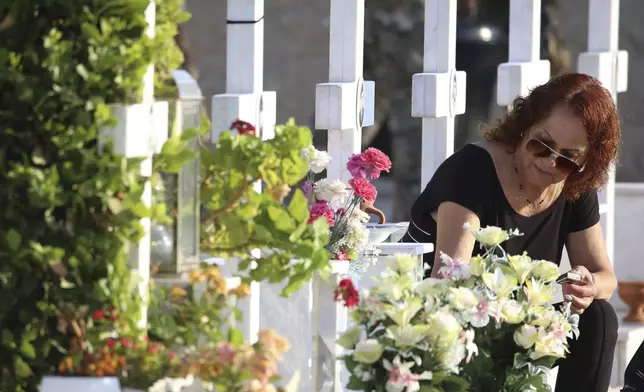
[471,225,509,248]
[353,339,384,364]
[313,178,348,210]
[513,324,538,349]
[507,252,533,284]
[448,287,479,310]
[530,260,561,283]
[337,326,362,349]
[531,330,566,359]
[428,311,462,342]
[388,254,419,274]
[500,299,525,324]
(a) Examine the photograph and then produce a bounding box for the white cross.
[411,0,467,188]
[497,0,551,109]
[577,0,628,265]
[211,0,277,143]
[314,0,375,184]
[210,0,279,344]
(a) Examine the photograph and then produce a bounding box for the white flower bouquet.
[301,146,392,277]
[438,224,580,391]
[338,254,476,392]
[339,225,579,392]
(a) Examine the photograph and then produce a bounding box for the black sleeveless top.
[400,144,600,269]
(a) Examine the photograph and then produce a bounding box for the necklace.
[513,161,545,206]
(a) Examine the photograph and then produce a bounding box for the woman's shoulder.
[431,142,497,181]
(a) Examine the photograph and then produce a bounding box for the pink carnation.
[308,200,335,226]
[346,148,392,180]
[361,147,392,175]
[348,178,377,203]
[346,154,370,179]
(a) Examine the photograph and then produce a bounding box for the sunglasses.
[525,138,585,174]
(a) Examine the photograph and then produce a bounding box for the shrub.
[0,0,186,390]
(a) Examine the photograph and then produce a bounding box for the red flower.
[91,309,105,321]
[308,200,335,226]
[334,278,360,308]
[148,343,161,353]
[230,119,256,136]
[168,351,177,360]
[348,178,377,203]
[334,250,350,261]
[106,338,116,348]
[120,338,132,348]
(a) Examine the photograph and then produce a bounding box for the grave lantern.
[150,70,203,275]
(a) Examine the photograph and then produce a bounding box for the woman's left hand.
[562,265,598,315]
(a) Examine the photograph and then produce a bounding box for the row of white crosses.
[208,0,628,391]
[578,0,628,265]
[211,0,277,346]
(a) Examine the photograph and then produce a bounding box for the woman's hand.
[562,265,598,315]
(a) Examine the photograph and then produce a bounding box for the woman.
[401,73,620,392]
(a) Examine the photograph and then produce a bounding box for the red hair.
[484,73,621,200]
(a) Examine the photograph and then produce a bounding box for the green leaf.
[13,356,32,379]
[267,205,295,232]
[6,229,21,251]
[1,329,16,350]
[288,189,309,223]
[345,375,367,390]
[228,327,244,347]
[19,340,36,359]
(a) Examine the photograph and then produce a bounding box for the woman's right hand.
[431,201,480,278]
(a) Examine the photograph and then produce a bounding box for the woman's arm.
[430,201,480,278]
[566,223,617,300]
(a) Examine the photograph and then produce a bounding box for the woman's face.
[516,105,589,189]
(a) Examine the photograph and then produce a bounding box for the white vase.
[40,376,121,392]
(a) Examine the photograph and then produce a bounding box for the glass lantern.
[150,70,203,275]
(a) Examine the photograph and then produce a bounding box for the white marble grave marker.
[497,0,550,109]
[578,0,628,264]
[315,0,375,183]
[412,0,467,188]
[210,0,278,344]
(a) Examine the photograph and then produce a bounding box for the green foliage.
[201,119,331,296]
[0,0,188,390]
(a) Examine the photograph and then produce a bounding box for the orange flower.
[188,270,205,283]
[230,283,251,297]
[169,285,188,301]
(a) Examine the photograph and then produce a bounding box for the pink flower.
[308,200,335,226]
[348,178,377,203]
[346,154,370,179]
[301,180,313,198]
[334,249,350,261]
[361,147,392,178]
[216,342,236,364]
[346,148,392,180]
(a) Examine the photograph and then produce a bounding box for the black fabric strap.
[227,16,264,24]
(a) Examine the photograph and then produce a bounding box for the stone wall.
[182,0,644,179]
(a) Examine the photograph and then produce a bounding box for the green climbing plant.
[0,0,187,390]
